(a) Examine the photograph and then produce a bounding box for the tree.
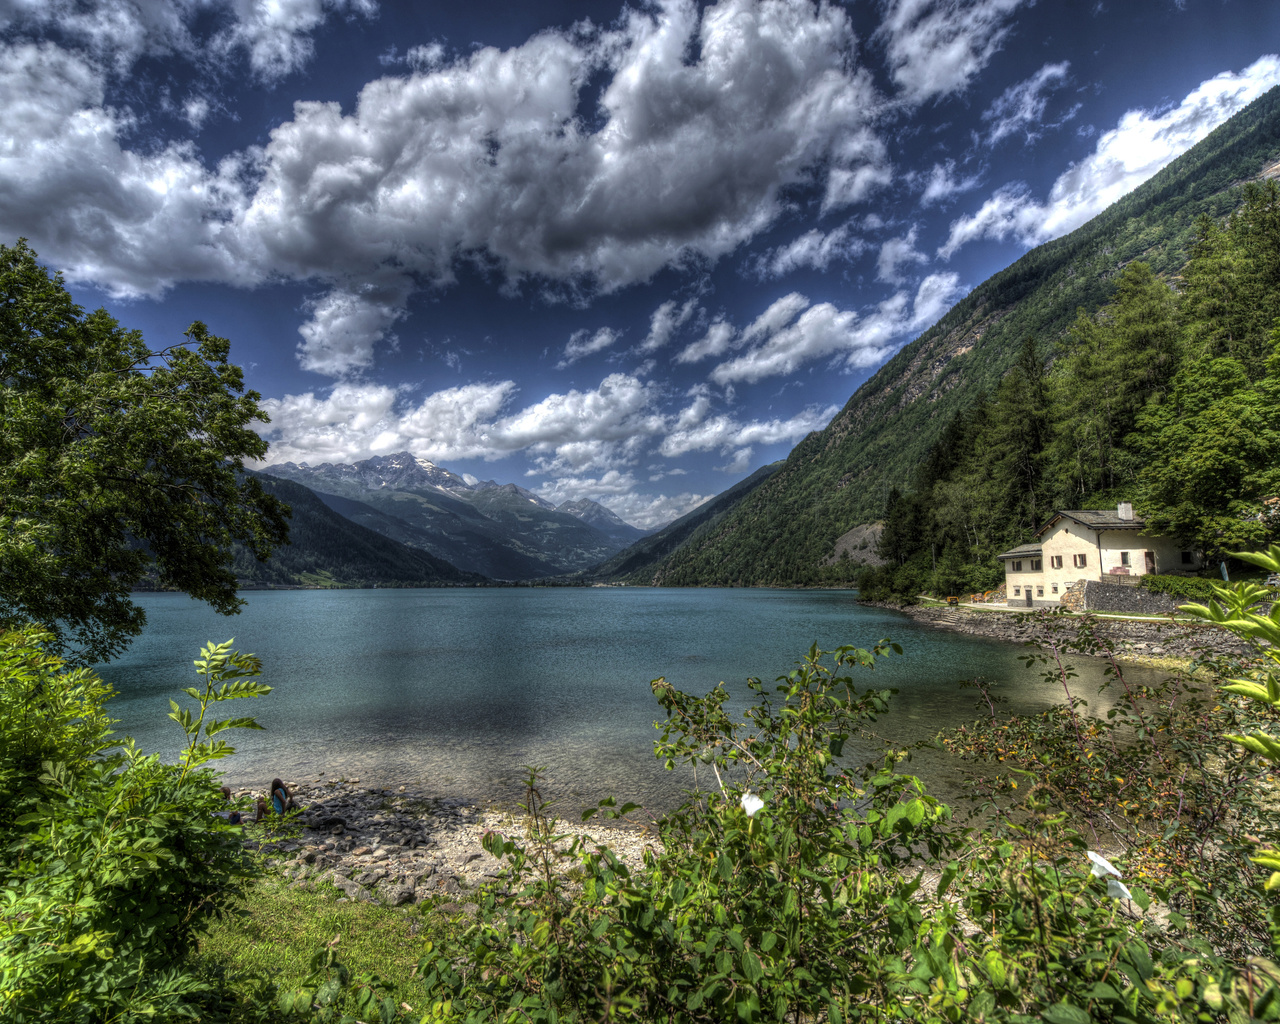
[0,240,289,662]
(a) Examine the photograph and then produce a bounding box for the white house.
[997,503,1200,607]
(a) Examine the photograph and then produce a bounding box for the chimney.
[1117,501,1133,521]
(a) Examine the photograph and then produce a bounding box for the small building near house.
[997,502,1200,607]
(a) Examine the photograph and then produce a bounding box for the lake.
[97,588,1167,813]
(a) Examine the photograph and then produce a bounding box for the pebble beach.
[234,775,658,913]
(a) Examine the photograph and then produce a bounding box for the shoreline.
[238,775,655,912]
[864,601,1255,663]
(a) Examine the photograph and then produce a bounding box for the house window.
[1051,583,1059,594]
[1011,560,1022,572]
[1037,587,1044,597]
[1120,551,1130,566]
[1181,551,1194,564]
[1031,559,1043,571]
[1073,553,1088,568]
[1013,587,1021,596]
[1050,555,1063,569]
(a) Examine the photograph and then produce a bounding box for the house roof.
[1033,509,1147,537]
[996,544,1042,561]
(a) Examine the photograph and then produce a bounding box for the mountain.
[555,498,650,547]
[260,452,645,579]
[628,86,1280,587]
[586,461,783,582]
[232,474,484,587]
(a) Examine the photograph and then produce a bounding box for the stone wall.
[1078,580,1178,615]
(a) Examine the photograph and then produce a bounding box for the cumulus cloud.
[558,327,621,368]
[939,54,1280,258]
[755,223,866,277]
[708,273,966,384]
[0,0,899,376]
[878,0,1028,104]
[659,400,836,473]
[983,61,1073,144]
[0,0,373,79]
[220,0,378,81]
[676,320,737,364]
[917,159,982,206]
[639,298,697,353]
[297,277,412,375]
[0,41,255,296]
[876,227,928,283]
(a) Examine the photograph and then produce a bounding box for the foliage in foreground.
[409,615,1280,1023]
[5,559,1280,1022]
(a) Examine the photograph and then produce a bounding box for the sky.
[2,1,1278,529]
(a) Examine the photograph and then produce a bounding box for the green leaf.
[1041,1003,1092,1024]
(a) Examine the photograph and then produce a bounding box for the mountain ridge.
[614,85,1280,587]
[263,452,647,579]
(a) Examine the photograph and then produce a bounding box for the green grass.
[191,874,445,1011]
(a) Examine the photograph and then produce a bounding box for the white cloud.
[983,61,1071,143]
[639,298,698,353]
[756,223,866,277]
[258,380,516,465]
[708,273,966,384]
[676,320,737,364]
[940,54,1280,258]
[219,0,378,81]
[533,476,710,531]
[876,227,928,283]
[558,327,620,368]
[658,402,837,475]
[0,42,255,297]
[0,0,893,376]
[917,159,981,206]
[877,0,1028,104]
[0,0,373,79]
[182,93,211,129]
[297,278,412,375]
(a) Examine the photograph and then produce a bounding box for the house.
[997,503,1200,607]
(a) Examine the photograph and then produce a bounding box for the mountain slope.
[232,474,483,587]
[586,461,783,582]
[641,86,1280,587]
[262,452,642,579]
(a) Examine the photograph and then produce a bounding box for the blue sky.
[3,0,1277,527]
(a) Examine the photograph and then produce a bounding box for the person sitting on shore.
[270,778,296,815]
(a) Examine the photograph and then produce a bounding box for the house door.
[1025,590,1033,607]
[1144,550,1155,574]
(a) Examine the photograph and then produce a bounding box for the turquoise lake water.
[97,589,1165,812]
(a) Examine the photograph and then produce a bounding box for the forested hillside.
[230,474,484,588]
[584,462,781,582]
[633,87,1280,588]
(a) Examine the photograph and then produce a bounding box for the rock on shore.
[883,604,1256,660]
[235,778,656,911]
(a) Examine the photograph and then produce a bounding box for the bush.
[0,631,271,1022]
[1138,573,1222,600]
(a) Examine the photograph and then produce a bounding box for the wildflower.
[1088,851,1134,901]
[741,793,764,817]
[1086,850,1122,878]
[1107,878,1133,900]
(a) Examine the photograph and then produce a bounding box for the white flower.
[1106,878,1133,901]
[740,793,764,817]
[1087,850,1122,878]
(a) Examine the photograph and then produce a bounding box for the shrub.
[0,631,272,1023]
[1138,573,1221,600]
